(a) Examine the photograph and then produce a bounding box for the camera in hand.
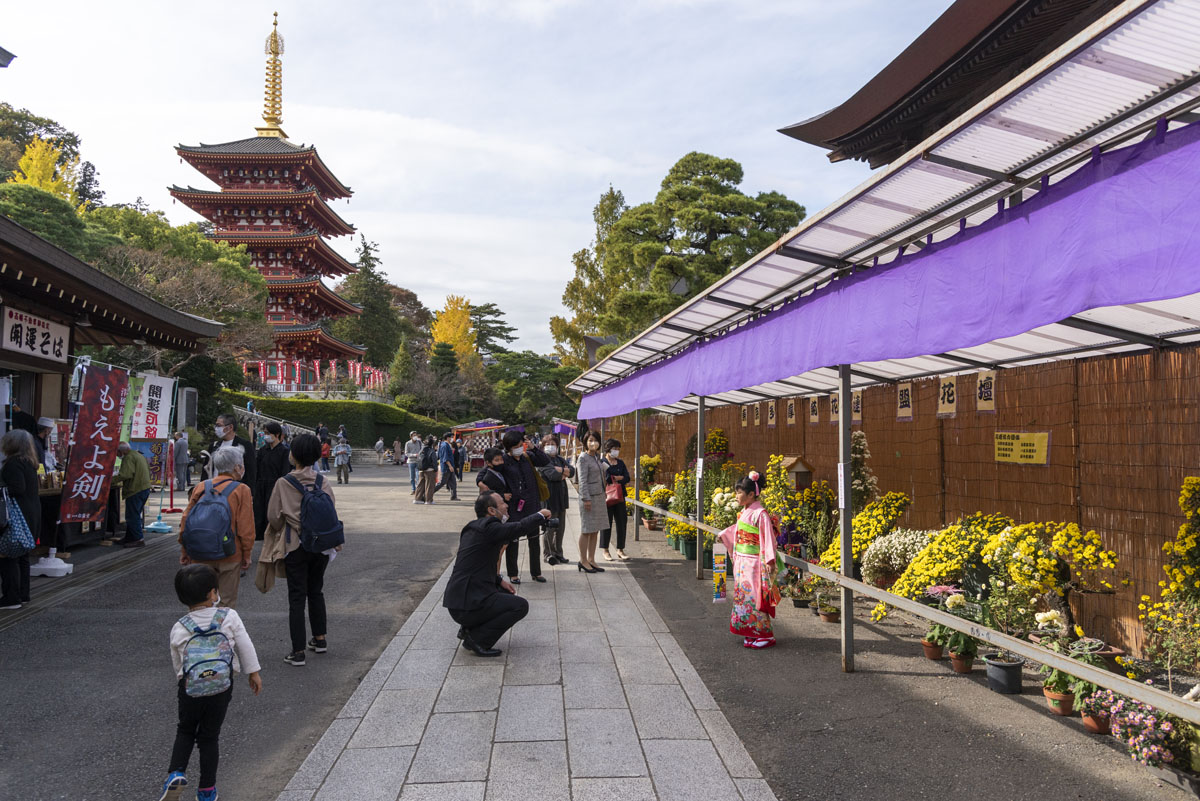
[537,514,560,530]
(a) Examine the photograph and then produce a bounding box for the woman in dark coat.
[599,438,630,561]
[0,429,41,608]
[255,422,291,540]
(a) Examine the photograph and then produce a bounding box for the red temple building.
[169,13,370,391]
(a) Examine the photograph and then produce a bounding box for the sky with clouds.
[3,0,953,354]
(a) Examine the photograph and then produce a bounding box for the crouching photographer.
[443,492,555,657]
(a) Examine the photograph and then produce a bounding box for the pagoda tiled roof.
[168,185,355,237]
[175,136,352,198]
[273,323,367,356]
[268,277,362,316]
[208,229,358,276]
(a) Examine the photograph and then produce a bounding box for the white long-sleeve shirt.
[170,606,262,679]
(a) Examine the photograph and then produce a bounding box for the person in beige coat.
[256,433,339,667]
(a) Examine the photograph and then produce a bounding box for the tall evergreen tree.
[331,236,404,367]
[469,302,517,355]
[430,341,459,375]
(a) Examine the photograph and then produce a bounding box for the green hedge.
[218,390,450,445]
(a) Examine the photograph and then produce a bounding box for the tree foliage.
[470,301,517,356]
[330,236,404,367]
[486,350,580,424]
[0,102,81,175]
[9,136,80,205]
[430,295,477,365]
[429,341,459,375]
[552,153,805,361]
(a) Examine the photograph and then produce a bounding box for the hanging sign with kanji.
[976,370,997,413]
[60,366,129,524]
[830,393,840,423]
[767,400,776,428]
[753,403,761,426]
[740,405,748,427]
[786,398,796,425]
[852,391,863,423]
[808,397,819,424]
[130,375,176,439]
[2,307,68,363]
[937,375,957,418]
[897,382,914,421]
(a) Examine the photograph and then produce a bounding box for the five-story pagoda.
[170,13,365,390]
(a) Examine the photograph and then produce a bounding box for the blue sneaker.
[196,789,218,801]
[158,772,187,801]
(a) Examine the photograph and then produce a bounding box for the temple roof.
[779,0,1122,167]
[169,185,355,237]
[211,229,358,276]
[273,323,367,356]
[176,136,352,198]
[268,276,362,317]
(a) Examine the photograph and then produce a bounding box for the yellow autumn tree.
[9,136,80,205]
[431,295,482,371]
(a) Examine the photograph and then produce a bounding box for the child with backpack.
[161,564,261,801]
[178,446,255,609]
[259,434,345,666]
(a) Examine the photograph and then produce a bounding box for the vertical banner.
[120,375,145,443]
[830,393,840,424]
[897,382,914,421]
[712,545,727,603]
[753,403,761,426]
[767,400,776,428]
[852,391,863,423]
[60,366,129,524]
[130,375,176,439]
[976,370,997,412]
[132,440,169,483]
[740,405,748,427]
[786,398,796,425]
[937,375,957,418]
[808,397,819,424]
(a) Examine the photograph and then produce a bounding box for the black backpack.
[419,446,437,471]
[283,474,345,553]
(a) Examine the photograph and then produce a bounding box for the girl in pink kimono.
[718,472,779,649]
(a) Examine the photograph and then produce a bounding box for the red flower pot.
[1081,713,1110,735]
[949,652,975,674]
[1042,688,1076,716]
[920,640,944,661]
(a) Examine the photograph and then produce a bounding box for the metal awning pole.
[696,396,705,580]
[838,364,855,672]
[633,408,641,542]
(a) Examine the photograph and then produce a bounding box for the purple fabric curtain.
[579,120,1200,419]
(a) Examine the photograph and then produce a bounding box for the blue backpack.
[179,609,233,697]
[284,473,345,553]
[180,479,238,561]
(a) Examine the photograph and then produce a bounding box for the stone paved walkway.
[275,515,778,801]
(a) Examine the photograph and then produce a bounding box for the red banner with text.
[59,366,129,524]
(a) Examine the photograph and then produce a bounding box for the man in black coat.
[205,412,257,492]
[444,492,551,657]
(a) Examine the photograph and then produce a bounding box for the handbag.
[0,489,35,558]
[534,468,550,503]
[605,480,623,507]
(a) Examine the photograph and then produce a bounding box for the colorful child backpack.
[179,609,234,697]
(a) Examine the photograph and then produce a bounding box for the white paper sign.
[837,463,847,509]
[2,307,69,363]
[130,375,176,439]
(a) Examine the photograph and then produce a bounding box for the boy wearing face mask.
[498,430,545,583]
[536,434,574,565]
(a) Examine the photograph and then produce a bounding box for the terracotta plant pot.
[1081,713,1111,735]
[819,609,840,623]
[1042,688,1076,716]
[920,640,945,661]
[949,652,975,674]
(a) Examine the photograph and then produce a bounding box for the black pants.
[0,553,30,605]
[448,592,529,649]
[433,471,458,499]
[169,680,232,788]
[505,531,541,579]
[600,502,627,550]
[542,505,567,560]
[284,548,329,654]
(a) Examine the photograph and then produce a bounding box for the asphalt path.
[622,529,1184,801]
[0,466,466,801]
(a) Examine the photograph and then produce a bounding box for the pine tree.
[430,341,459,375]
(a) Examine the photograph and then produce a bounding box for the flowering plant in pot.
[1110,698,1179,768]
[921,622,952,660]
[981,579,1034,694]
[818,601,840,623]
[1036,619,1106,716]
[942,592,979,673]
[1078,689,1121,735]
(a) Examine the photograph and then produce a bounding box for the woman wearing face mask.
[498,430,545,583]
[575,430,607,573]
[255,422,291,541]
[599,439,630,561]
[536,434,574,566]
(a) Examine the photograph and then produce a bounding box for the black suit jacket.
[206,435,257,492]
[443,514,541,612]
[500,454,542,520]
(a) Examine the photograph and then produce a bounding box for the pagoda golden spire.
[256,11,288,138]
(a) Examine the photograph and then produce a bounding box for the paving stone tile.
[562,661,626,709]
[285,718,359,790]
[596,599,640,619]
[385,647,456,690]
[556,605,603,632]
[407,712,496,783]
[590,582,632,601]
[275,791,315,801]
[735,778,780,801]
[522,600,557,620]
[637,605,671,633]
[643,739,738,801]
[411,610,462,650]
[399,783,485,801]
[502,646,560,686]
[508,619,558,648]
[494,685,565,741]
[338,662,393,719]
[612,645,676,684]
[484,740,569,801]
[553,590,597,609]
[434,666,505,713]
[564,708,646,778]
[313,746,415,801]
[655,634,720,709]
[601,619,658,647]
[700,709,762,778]
[375,635,414,671]
[348,689,437,747]
[396,608,431,638]
[559,631,613,663]
[625,684,706,739]
[569,778,656,801]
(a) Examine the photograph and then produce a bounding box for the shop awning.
[570,0,1200,417]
